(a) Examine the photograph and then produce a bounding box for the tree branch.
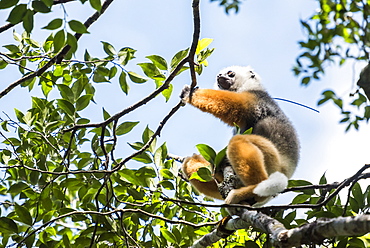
[192,210,370,248]
[189,0,200,88]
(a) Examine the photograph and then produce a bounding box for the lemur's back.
[246,90,300,176]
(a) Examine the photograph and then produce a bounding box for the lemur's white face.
[215,66,263,92]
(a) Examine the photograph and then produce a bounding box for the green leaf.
[0,217,18,234]
[89,0,101,12]
[101,41,116,56]
[128,71,148,84]
[128,142,144,150]
[319,173,327,185]
[15,204,33,225]
[142,126,156,153]
[3,44,20,54]
[14,108,25,124]
[57,99,75,117]
[138,62,164,80]
[196,144,216,164]
[6,4,27,24]
[195,38,213,54]
[41,81,52,97]
[116,121,139,136]
[32,0,50,13]
[23,9,34,33]
[170,48,189,69]
[118,47,136,65]
[109,66,117,79]
[214,147,227,168]
[0,57,8,69]
[102,108,110,120]
[66,32,78,54]
[41,0,53,7]
[154,143,167,167]
[132,152,153,164]
[160,169,173,180]
[189,167,212,182]
[76,94,93,111]
[119,71,129,94]
[292,194,311,204]
[54,29,66,53]
[68,20,89,34]
[57,84,74,102]
[146,55,168,70]
[93,70,109,83]
[8,182,28,194]
[0,0,19,9]
[160,228,177,244]
[161,83,172,102]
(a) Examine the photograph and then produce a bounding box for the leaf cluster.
[294,0,370,130]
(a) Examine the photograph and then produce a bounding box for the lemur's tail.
[253,171,288,197]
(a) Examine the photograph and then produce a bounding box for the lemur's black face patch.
[217,72,235,90]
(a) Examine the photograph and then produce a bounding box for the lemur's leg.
[182,154,223,200]
[225,134,281,205]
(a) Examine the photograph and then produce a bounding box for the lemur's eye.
[250,71,255,78]
[227,71,235,78]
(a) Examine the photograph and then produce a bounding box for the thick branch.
[192,210,370,248]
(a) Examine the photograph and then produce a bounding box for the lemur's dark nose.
[217,76,231,90]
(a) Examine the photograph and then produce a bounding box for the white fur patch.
[253,171,288,197]
[214,66,264,92]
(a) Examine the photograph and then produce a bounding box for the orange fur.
[182,154,223,200]
[189,89,257,128]
[224,135,280,204]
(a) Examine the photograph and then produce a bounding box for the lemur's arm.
[181,86,256,128]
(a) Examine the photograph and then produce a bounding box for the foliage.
[210,0,243,13]
[0,0,369,248]
[295,0,370,131]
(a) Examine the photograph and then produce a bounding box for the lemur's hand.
[180,85,198,104]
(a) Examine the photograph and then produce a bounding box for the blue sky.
[1,0,369,204]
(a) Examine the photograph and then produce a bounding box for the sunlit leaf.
[128,71,148,84]
[195,38,213,54]
[101,41,116,56]
[196,144,216,164]
[119,71,129,94]
[146,55,168,70]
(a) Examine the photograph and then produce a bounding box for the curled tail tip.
[253,171,288,197]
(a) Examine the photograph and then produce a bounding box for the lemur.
[180,65,299,206]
